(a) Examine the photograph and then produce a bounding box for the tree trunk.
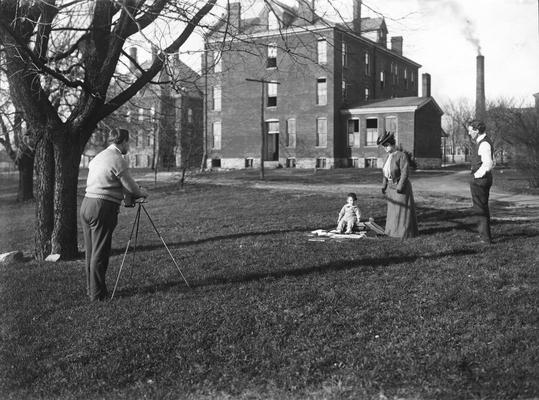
[17,151,35,202]
[34,135,55,260]
[51,132,81,259]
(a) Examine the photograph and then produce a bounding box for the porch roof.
[343,96,443,115]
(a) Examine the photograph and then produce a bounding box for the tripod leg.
[110,205,141,300]
[129,204,142,280]
[141,204,191,288]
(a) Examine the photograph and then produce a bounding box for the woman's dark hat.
[377,131,394,146]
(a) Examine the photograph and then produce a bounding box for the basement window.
[316,158,327,169]
[245,158,254,168]
[286,158,296,168]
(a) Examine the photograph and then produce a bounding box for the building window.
[404,68,408,88]
[342,80,347,101]
[146,132,152,146]
[187,108,193,123]
[267,81,278,107]
[316,78,327,105]
[135,130,143,147]
[385,116,397,141]
[267,120,279,134]
[316,117,327,147]
[286,118,296,147]
[245,158,254,168]
[364,52,370,75]
[366,118,378,146]
[349,157,359,168]
[316,158,327,168]
[212,121,221,150]
[364,88,370,101]
[342,42,347,67]
[286,158,296,168]
[411,71,415,86]
[214,50,222,73]
[365,157,378,168]
[317,39,327,64]
[211,158,221,168]
[347,119,360,148]
[150,106,155,122]
[212,86,221,111]
[267,43,277,68]
[268,11,279,30]
[135,154,144,167]
[380,71,385,89]
[138,108,144,121]
[126,109,131,122]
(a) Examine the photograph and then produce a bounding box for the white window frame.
[347,118,360,148]
[266,119,279,134]
[342,42,347,67]
[385,116,398,143]
[267,43,277,69]
[267,81,278,107]
[212,121,222,150]
[286,118,296,148]
[366,118,378,147]
[317,39,327,64]
[213,86,221,111]
[138,108,144,121]
[316,117,327,148]
[316,78,327,105]
[364,52,370,75]
[364,88,370,101]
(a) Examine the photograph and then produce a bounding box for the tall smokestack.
[352,0,362,33]
[422,73,431,97]
[475,55,486,120]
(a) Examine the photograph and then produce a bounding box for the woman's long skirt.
[385,179,418,239]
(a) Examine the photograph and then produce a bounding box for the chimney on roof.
[352,0,362,33]
[391,36,403,55]
[475,55,486,120]
[297,0,315,24]
[129,47,138,70]
[228,2,241,34]
[422,73,431,97]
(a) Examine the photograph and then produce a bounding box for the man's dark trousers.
[470,173,492,242]
[80,197,119,301]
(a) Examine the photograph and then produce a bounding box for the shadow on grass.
[416,206,535,235]
[112,247,481,299]
[110,226,328,256]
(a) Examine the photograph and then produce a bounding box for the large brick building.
[81,49,203,170]
[204,0,442,169]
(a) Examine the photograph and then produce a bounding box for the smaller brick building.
[342,96,443,169]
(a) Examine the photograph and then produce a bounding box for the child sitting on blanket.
[336,193,362,234]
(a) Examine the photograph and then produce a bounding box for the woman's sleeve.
[396,152,409,192]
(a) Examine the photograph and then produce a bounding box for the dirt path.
[144,170,539,221]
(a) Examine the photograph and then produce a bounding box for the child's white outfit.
[337,204,361,233]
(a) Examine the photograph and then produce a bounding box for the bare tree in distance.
[487,98,539,187]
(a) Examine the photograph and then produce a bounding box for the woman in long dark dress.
[377,132,418,238]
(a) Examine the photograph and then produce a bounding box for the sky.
[177,0,539,107]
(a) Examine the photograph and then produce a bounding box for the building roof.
[337,17,387,34]
[344,96,443,115]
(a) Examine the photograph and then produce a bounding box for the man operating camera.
[80,128,148,301]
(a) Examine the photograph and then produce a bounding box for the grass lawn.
[0,169,538,399]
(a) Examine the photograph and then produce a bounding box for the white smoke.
[417,0,482,55]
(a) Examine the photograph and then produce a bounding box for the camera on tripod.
[123,192,146,208]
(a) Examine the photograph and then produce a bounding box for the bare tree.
[0,0,217,260]
[487,98,539,187]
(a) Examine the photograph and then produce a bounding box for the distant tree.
[487,98,539,187]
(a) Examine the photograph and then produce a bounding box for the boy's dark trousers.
[469,173,492,242]
[80,197,119,300]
